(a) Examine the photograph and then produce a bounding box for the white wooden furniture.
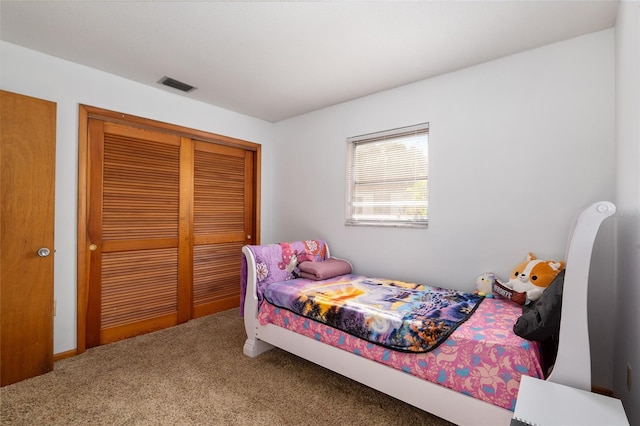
[242,201,616,426]
[512,375,629,425]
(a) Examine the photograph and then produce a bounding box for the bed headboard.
[548,201,616,391]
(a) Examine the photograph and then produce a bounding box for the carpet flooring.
[1,308,454,425]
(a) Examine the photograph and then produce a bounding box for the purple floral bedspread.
[264,275,484,353]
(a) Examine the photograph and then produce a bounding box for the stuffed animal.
[475,273,495,298]
[503,253,565,303]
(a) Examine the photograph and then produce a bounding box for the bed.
[241,201,616,425]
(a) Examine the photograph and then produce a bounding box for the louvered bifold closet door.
[192,141,253,318]
[86,120,189,347]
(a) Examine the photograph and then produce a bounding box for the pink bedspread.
[258,296,544,411]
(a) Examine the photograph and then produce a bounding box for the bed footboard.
[242,241,330,357]
[242,245,274,357]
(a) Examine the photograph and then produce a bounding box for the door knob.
[37,247,51,257]
[246,235,251,240]
[89,244,97,251]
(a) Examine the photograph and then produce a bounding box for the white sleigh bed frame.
[242,201,616,425]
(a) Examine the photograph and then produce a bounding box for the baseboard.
[54,349,77,362]
[592,385,614,397]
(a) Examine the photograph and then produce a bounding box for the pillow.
[298,257,352,280]
[513,270,565,341]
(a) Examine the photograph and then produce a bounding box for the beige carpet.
[1,309,454,425]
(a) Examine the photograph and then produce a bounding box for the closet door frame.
[77,105,261,354]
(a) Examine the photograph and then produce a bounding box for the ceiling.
[0,1,619,122]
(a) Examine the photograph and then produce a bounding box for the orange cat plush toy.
[504,253,565,303]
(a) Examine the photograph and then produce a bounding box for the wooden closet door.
[79,106,260,351]
[192,141,253,317]
[1,90,56,386]
[86,120,189,346]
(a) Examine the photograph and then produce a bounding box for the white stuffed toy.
[475,272,496,298]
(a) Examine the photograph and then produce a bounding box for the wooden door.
[0,90,56,386]
[79,106,260,351]
[85,120,188,347]
[192,141,253,318]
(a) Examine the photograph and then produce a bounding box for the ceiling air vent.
[158,76,196,93]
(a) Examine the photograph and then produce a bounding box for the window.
[346,123,429,228]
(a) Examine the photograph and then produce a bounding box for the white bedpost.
[242,245,274,357]
[547,201,616,391]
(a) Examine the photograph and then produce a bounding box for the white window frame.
[345,123,429,228]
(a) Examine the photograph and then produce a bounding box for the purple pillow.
[298,258,352,280]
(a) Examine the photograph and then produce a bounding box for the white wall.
[274,30,617,387]
[614,2,640,423]
[0,41,276,355]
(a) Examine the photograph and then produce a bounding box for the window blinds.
[346,123,429,228]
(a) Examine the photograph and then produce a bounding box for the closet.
[78,106,260,351]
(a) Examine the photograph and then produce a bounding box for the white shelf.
[512,375,629,426]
